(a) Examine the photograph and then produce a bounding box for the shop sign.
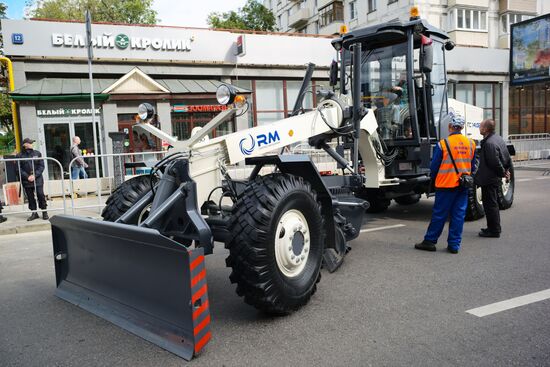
[37,107,101,117]
[172,104,229,113]
[52,32,193,52]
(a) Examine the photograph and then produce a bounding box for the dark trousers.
[481,184,501,233]
[24,185,47,211]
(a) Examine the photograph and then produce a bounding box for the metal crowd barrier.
[0,156,67,216]
[508,133,550,166]
[66,151,167,215]
[0,151,166,218]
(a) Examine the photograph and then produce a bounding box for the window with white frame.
[500,13,533,34]
[449,8,487,31]
[368,0,376,13]
[349,1,357,20]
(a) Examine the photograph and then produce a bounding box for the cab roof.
[334,18,449,51]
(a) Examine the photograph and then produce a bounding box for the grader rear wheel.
[225,173,325,315]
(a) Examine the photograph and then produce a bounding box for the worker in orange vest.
[415,113,476,254]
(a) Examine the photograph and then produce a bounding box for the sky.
[3,0,249,28]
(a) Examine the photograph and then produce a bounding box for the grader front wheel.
[225,174,325,315]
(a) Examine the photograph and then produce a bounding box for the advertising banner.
[510,14,550,85]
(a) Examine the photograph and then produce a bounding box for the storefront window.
[455,84,473,105]
[233,80,254,128]
[255,80,284,111]
[475,84,492,108]
[239,79,320,127]
[287,80,313,110]
[170,103,235,140]
[38,105,103,179]
[510,84,550,134]
[257,112,285,125]
[450,82,503,134]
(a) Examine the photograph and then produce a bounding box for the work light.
[138,103,155,120]
[216,84,237,105]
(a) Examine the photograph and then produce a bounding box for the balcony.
[448,0,489,7]
[448,30,489,48]
[288,8,311,28]
[318,0,337,10]
[499,0,536,13]
[319,21,345,36]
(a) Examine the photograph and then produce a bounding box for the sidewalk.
[0,196,104,235]
[514,159,550,172]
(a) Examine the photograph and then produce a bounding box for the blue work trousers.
[424,188,468,250]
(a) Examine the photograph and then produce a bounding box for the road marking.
[535,176,550,180]
[517,178,532,182]
[360,224,406,233]
[466,289,550,317]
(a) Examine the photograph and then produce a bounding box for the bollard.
[109,132,127,189]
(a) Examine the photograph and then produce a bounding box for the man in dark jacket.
[16,138,48,221]
[475,119,511,238]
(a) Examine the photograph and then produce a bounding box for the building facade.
[1,19,337,179]
[266,0,550,135]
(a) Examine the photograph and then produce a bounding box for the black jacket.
[475,133,511,186]
[16,149,45,188]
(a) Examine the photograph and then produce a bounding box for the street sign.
[236,35,246,57]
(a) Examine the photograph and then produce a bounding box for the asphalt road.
[1,169,549,366]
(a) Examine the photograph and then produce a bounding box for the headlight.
[137,103,155,120]
[216,84,237,105]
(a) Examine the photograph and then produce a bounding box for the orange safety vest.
[435,134,476,189]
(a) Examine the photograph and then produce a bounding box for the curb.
[0,223,51,236]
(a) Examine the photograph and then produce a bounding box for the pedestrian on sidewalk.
[415,113,476,254]
[70,136,88,180]
[475,119,511,238]
[16,138,48,221]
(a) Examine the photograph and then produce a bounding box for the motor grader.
[50,15,514,360]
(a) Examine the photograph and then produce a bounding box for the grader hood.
[50,215,211,360]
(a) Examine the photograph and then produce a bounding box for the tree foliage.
[0,1,12,135]
[27,0,158,24]
[207,0,276,32]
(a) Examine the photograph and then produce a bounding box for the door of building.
[39,120,102,180]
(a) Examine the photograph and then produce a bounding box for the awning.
[10,78,115,101]
[10,77,250,101]
[156,79,250,94]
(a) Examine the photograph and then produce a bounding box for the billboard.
[510,13,550,85]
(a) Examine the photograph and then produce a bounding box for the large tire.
[465,185,485,221]
[498,165,514,210]
[394,194,421,206]
[225,174,325,315]
[102,175,157,222]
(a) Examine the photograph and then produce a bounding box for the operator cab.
[336,18,453,146]
[332,15,455,177]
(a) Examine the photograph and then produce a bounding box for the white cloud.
[153,0,249,28]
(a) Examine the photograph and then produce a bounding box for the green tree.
[208,0,276,32]
[27,0,158,24]
[0,1,13,141]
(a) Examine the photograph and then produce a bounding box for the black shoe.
[0,216,7,223]
[447,247,459,254]
[27,212,39,221]
[42,211,49,220]
[478,230,500,238]
[415,240,437,252]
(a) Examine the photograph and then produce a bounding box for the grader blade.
[50,215,211,360]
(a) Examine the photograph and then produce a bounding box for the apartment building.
[266,0,550,135]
